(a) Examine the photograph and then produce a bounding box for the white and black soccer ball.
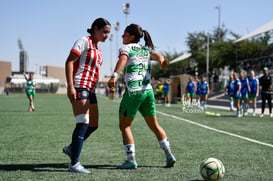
[200,157,225,181]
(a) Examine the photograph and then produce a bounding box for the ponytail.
[143,30,154,50]
[125,24,155,50]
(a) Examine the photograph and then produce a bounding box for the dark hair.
[125,24,155,50]
[87,18,111,35]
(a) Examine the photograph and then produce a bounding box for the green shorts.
[233,97,241,101]
[249,94,256,98]
[187,92,194,98]
[242,93,249,99]
[26,89,35,99]
[119,89,156,118]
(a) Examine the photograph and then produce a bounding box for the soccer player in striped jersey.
[63,18,111,174]
[248,70,259,116]
[24,73,37,112]
[108,24,176,169]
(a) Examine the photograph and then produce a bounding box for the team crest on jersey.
[82,90,88,97]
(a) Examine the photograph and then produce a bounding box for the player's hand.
[160,59,169,69]
[108,77,116,90]
[67,86,76,103]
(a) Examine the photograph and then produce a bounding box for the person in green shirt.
[24,73,36,112]
[108,24,176,169]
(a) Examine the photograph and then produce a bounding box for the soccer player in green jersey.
[108,24,176,169]
[24,73,36,112]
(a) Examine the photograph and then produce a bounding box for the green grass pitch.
[0,94,273,180]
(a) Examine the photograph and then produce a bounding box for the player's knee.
[75,114,89,124]
[90,126,98,132]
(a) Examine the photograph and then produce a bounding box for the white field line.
[157,111,273,149]
[100,96,273,149]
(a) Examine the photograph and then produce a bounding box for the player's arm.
[108,54,128,89]
[150,51,169,70]
[65,52,80,102]
[194,84,197,93]
[24,73,28,80]
[237,83,242,96]
[256,82,259,96]
[247,80,251,93]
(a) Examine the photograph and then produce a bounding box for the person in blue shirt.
[199,76,209,110]
[225,75,235,111]
[163,78,171,107]
[233,72,242,117]
[248,70,259,116]
[239,71,251,116]
[195,72,201,107]
[185,76,195,107]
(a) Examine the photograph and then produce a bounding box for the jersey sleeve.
[71,37,88,56]
[118,45,130,58]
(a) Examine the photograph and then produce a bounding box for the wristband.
[111,72,119,78]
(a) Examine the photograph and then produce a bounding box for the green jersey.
[119,43,152,92]
[26,79,36,90]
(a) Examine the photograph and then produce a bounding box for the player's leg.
[164,94,167,106]
[26,90,32,111]
[29,96,33,111]
[267,94,272,116]
[167,93,171,106]
[64,89,90,173]
[243,96,249,116]
[144,116,176,167]
[31,90,35,111]
[116,90,138,169]
[117,115,137,169]
[250,95,256,116]
[140,90,175,167]
[200,94,204,108]
[260,94,266,117]
[204,94,208,108]
[234,99,241,117]
[229,97,234,111]
[84,93,98,140]
[68,99,90,173]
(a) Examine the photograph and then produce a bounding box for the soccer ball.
[200,157,225,181]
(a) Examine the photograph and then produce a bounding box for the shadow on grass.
[87,164,165,169]
[0,163,68,172]
[0,163,171,172]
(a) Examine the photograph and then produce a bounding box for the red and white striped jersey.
[70,36,103,91]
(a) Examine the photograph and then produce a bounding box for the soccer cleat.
[253,113,256,117]
[270,114,273,118]
[28,108,32,112]
[68,162,90,174]
[166,153,176,167]
[63,145,72,158]
[116,160,137,169]
[236,113,242,118]
[32,107,35,111]
[260,114,264,118]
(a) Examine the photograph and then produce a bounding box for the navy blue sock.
[71,123,88,165]
[84,126,98,140]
